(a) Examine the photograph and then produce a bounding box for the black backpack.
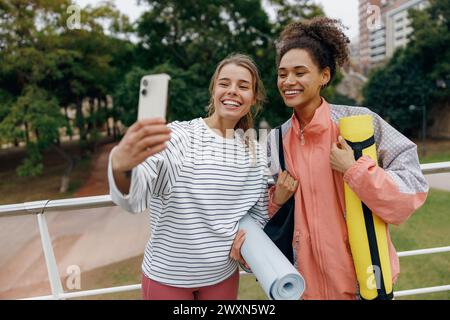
[263,126,296,265]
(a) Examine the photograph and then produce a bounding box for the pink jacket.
[267,99,428,300]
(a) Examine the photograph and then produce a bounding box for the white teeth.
[285,90,302,95]
[222,100,240,106]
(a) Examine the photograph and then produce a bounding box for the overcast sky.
[75,0,359,40]
[313,0,359,40]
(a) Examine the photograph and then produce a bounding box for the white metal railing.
[1,161,449,300]
[20,247,450,300]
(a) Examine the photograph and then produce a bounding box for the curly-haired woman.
[233,17,429,300]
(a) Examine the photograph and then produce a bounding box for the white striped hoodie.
[108,118,269,287]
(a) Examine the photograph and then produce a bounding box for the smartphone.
[138,73,171,121]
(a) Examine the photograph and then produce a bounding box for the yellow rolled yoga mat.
[339,115,393,300]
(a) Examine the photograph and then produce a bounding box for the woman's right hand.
[273,170,299,206]
[111,118,172,173]
[230,230,250,270]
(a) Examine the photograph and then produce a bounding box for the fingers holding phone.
[111,73,172,194]
[112,118,172,173]
[113,73,172,173]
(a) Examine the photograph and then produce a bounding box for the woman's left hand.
[330,136,356,174]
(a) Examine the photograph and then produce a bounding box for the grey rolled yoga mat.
[238,214,305,300]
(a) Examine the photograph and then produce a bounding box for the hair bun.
[276,17,350,81]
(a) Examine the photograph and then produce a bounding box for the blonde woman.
[108,54,269,300]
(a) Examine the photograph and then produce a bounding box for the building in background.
[368,20,386,68]
[385,0,428,57]
[359,0,427,74]
[349,37,361,69]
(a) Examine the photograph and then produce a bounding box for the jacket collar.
[291,98,330,138]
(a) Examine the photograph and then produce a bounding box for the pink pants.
[141,270,239,300]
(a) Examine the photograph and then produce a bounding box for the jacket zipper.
[307,139,329,299]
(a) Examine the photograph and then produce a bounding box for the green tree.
[0,0,72,176]
[114,63,209,128]
[0,0,133,183]
[136,0,272,70]
[50,1,134,152]
[134,0,325,128]
[268,0,325,33]
[363,48,434,136]
[408,0,450,101]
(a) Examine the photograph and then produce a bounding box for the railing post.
[36,211,65,300]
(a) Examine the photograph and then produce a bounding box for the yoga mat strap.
[361,202,393,300]
[345,136,375,160]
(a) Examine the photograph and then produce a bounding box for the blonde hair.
[207,53,266,132]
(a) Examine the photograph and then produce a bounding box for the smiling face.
[211,63,256,123]
[277,49,330,111]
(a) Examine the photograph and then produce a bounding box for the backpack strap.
[277,126,286,172]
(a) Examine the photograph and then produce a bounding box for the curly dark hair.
[276,17,350,86]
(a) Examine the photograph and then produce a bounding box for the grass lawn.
[420,152,450,164]
[0,138,113,205]
[0,157,91,205]
[389,188,450,300]
[416,139,450,164]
